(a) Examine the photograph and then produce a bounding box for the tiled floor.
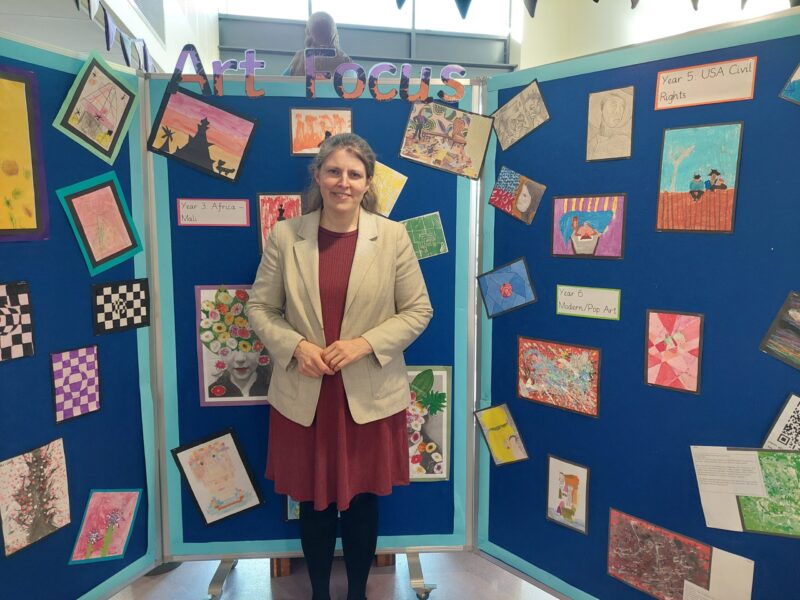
[111,551,563,600]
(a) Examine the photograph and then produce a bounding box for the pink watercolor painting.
[646,310,704,393]
[69,490,140,563]
[69,184,133,262]
[258,193,301,252]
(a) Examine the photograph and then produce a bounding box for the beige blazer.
[246,209,433,426]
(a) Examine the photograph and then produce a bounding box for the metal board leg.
[407,552,436,600]
[207,559,238,600]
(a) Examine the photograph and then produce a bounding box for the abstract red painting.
[646,310,703,394]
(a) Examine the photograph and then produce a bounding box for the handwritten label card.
[556,285,620,320]
[655,56,757,110]
[177,198,250,227]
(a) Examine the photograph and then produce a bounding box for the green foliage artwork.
[738,451,800,538]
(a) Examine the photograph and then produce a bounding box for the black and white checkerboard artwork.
[92,278,150,335]
[0,281,34,362]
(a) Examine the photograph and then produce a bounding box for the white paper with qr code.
[763,393,800,450]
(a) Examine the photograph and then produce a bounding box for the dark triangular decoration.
[396,0,407,7]
[741,0,747,7]
[455,0,472,19]
[691,0,699,9]
[522,0,538,17]
[632,0,641,7]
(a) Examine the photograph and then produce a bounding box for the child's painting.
[148,88,256,183]
[372,161,407,217]
[284,496,301,521]
[737,450,800,538]
[586,86,634,161]
[290,108,351,155]
[56,172,143,276]
[0,438,70,556]
[257,193,301,252]
[656,122,743,232]
[552,194,626,259]
[763,393,800,451]
[779,61,800,106]
[760,291,800,372]
[401,212,448,260]
[477,257,537,318]
[196,285,272,406]
[172,429,263,525]
[492,79,550,151]
[489,166,545,225]
[50,345,100,423]
[0,281,34,363]
[608,509,712,600]
[53,52,139,165]
[474,404,528,466]
[646,310,704,394]
[547,455,589,534]
[0,65,49,242]
[518,337,600,417]
[399,101,493,180]
[407,366,451,481]
[69,490,141,563]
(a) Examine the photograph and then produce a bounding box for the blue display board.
[152,78,470,556]
[479,16,800,600]
[0,38,156,600]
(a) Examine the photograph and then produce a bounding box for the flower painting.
[646,310,703,393]
[290,108,351,155]
[196,285,272,406]
[69,490,141,563]
[407,366,451,481]
[552,194,626,259]
[517,337,600,417]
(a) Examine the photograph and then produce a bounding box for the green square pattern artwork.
[402,211,448,260]
[738,451,800,538]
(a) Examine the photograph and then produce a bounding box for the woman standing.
[247,133,433,600]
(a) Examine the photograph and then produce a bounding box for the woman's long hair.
[304,133,378,214]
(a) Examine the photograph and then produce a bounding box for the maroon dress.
[265,226,410,511]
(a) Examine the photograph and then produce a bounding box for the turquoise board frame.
[56,170,144,276]
[153,76,472,557]
[52,51,140,165]
[68,488,143,565]
[477,9,800,600]
[0,33,158,600]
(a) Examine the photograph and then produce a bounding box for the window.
[218,0,310,20]
[311,0,413,29]
[414,0,511,36]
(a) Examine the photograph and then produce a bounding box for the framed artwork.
[52,52,139,165]
[517,337,600,418]
[586,86,634,161]
[147,88,257,183]
[399,101,493,180]
[760,291,800,371]
[284,496,300,522]
[196,285,272,406]
[407,366,451,481]
[737,450,800,538]
[0,281,34,363]
[68,489,141,564]
[656,122,743,233]
[607,508,712,600]
[552,194,626,259]
[290,107,352,155]
[779,61,800,106]
[763,393,800,451]
[489,166,545,225]
[477,257,537,318]
[546,455,589,534]
[171,428,263,525]
[645,310,704,394]
[492,79,550,151]
[0,438,70,556]
[372,161,407,217]
[50,345,100,423]
[91,278,150,335]
[474,403,528,466]
[56,172,143,276]
[401,212,448,260]
[257,193,301,252]
[0,64,49,242]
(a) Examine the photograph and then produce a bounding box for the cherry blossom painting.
[646,310,704,394]
[69,489,141,564]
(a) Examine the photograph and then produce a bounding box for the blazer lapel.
[343,210,380,319]
[293,211,324,328]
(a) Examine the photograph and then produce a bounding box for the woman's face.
[601,96,625,128]
[224,350,259,386]
[515,184,532,213]
[315,148,370,219]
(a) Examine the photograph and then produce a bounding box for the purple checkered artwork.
[50,345,100,422]
[0,281,34,362]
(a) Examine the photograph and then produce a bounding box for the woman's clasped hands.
[293,337,373,377]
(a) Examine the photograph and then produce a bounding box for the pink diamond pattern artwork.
[646,310,703,394]
[50,345,100,422]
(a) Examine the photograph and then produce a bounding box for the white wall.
[516,0,794,69]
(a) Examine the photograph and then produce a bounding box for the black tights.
[299,493,378,600]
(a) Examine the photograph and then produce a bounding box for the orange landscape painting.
[290,108,352,155]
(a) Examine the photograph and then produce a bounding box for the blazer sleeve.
[246,224,305,371]
[360,223,433,367]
